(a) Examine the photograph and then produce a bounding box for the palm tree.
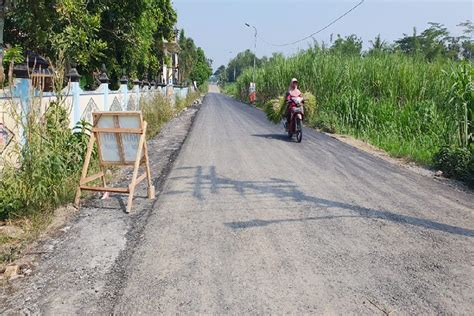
[369,34,387,54]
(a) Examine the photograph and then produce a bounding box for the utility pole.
[244,23,257,104]
[245,23,257,83]
[228,51,235,82]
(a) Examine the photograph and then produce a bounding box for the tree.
[396,27,422,56]
[53,0,107,66]
[178,30,197,85]
[395,22,468,61]
[458,20,473,60]
[0,0,14,84]
[226,49,263,82]
[214,65,225,77]
[177,30,212,86]
[330,34,363,56]
[419,22,450,60]
[368,34,389,55]
[190,47,212,86]
[214,65,226,83]
[3,0,178,85]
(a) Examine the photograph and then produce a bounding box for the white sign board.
[93,112,143,165]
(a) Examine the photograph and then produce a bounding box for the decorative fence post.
[150,79,156,100]
[166,68,174,98]
[119,73,129,111]
[142,76,150,108]
[67,65,81,129]
[98,64,109,111]
[132,79,140,111]
[12,63,30,145]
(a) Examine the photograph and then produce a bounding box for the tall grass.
[0,103,92,220]
[234,50,472,168]
[143,90,201,139]
[141,93,175,139]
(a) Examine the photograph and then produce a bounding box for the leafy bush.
[222,83,237,96]
[434,146,472,179]
[142,91,202,140]
[176,90,201,113]
[0,102,91,220]
[141,93,175,139]
[314,112,338,134]
[199,82,209,93]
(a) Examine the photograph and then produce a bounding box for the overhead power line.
[257,0,366,47]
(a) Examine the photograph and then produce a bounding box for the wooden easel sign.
[74,111,155,213]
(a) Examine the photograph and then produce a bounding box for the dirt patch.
[0,200,84,273]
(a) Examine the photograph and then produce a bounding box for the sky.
[172,0,473,70]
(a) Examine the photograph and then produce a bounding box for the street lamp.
[228,51,236,82]
[244,23,257,83]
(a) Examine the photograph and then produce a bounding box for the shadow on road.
[169,166,474,238]
[225,215,359,229]
[252,134,292,142]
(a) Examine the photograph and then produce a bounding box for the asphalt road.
[115,91,473,314]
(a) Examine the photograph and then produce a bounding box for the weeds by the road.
[234,49,473,185]
[142,94,175,139]
[143,90,201,140]
[221,82,237,97]
[0,103,92,222]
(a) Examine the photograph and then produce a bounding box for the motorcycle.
[285,96,304,143]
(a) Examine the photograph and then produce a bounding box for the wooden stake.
[75,133,96,206]
[143,131,155,199]
[126,123,146,213]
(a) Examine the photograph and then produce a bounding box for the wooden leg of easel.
[126,132,146,213]
[75,133,96,207]
[74,188,82,208]
[143,140,155,199]
[101,166,107,187]
[100,166,110,199]
[126,183,135,214]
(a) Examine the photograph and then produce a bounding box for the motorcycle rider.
[284,78,302,129]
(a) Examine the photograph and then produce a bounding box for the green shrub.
[314,112,338,134]
[222,83,237,96]
[142,91,201,139]
[199,82,209,93]
[0,102,91,220]
[434,146,472,179]
[141,93,175,139]
[175,90,201,113]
